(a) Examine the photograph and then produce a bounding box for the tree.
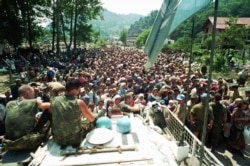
[218,17,247,50]
[0,0,52,48]
[0,0,103,52]
[128,10,158,36]
[135,28,151,48]
[56,0,103,52]
[119,29,128,47]
[172,35,192,52]
[217,17,249,64]
[0,0,25,48]
[94,38,107,48]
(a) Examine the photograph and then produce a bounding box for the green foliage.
[1,0,249,52]
[162,43,174,53]
[199,52,210,66]
[172,35,192,52]
[76,24,93,43]
[128,0,249,43]
[91,10,142,39]
[58,0,103,50]
[93,38,107,48]
[128,10,158,36]
[213,54,226,71]
[119,29,128,46]
[0,68,8,75]
[217,17,248,50]
[91,30,101,44]
[0,0,52,48]
[204,36,212,50]
[170,0,249,41]
[0,0,103,49]
[193,50,227,72]
[135,28,151,48]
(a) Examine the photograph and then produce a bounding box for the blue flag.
[144,0,211,69]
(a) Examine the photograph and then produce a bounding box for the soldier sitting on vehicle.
[3,85,51,151]
[51,79,96,147]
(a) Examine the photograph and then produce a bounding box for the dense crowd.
[0,46,250,157]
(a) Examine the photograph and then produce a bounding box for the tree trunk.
[61,10,73,52]
[73,0,78,50]
[27,1,33,48]
[56,0,60,57]
[52,4,56,52]
[242,48,245,65]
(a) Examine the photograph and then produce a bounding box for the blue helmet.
[117,117,131,134]
[96,117,112,129]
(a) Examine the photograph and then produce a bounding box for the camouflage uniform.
[118,101,131,113]
[3,99,46,151]
[5,99,38,140]
[51,95,83,146]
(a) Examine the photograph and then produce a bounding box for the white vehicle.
[1,105,223,166]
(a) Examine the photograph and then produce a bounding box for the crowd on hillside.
[0,46,250,156]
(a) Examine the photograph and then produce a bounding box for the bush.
[0,68,8,75]
[214,54,226,71]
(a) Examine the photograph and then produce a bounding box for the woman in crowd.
[228,101,250,155]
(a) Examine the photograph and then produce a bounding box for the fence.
[164,107,224,166]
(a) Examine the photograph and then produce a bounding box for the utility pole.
[200,0,218,165]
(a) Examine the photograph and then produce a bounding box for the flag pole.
[199,0,218,165]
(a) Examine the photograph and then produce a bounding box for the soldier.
[3,85,51,151]
[190,93,214,140]
[51,79,96,147]
[208,93,227,152]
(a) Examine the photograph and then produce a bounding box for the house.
[127,36,137,46]
[201,17,250,44]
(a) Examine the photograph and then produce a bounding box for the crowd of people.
[0,46,249,157]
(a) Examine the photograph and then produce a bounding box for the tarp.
[144,0,211,69]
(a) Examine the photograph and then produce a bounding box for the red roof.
[202,17,250,30]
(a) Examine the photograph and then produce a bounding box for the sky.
[38,0,162,27]
[101,0,163,16]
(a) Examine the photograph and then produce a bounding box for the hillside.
[91,10,143,39]
[127,0,250,40]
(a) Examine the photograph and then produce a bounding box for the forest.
[0,0,249,55]
[127,0,250,71]
[128,0,249,40]
[0,0,103,53]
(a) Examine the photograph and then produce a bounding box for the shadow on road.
[212,143,250,166]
